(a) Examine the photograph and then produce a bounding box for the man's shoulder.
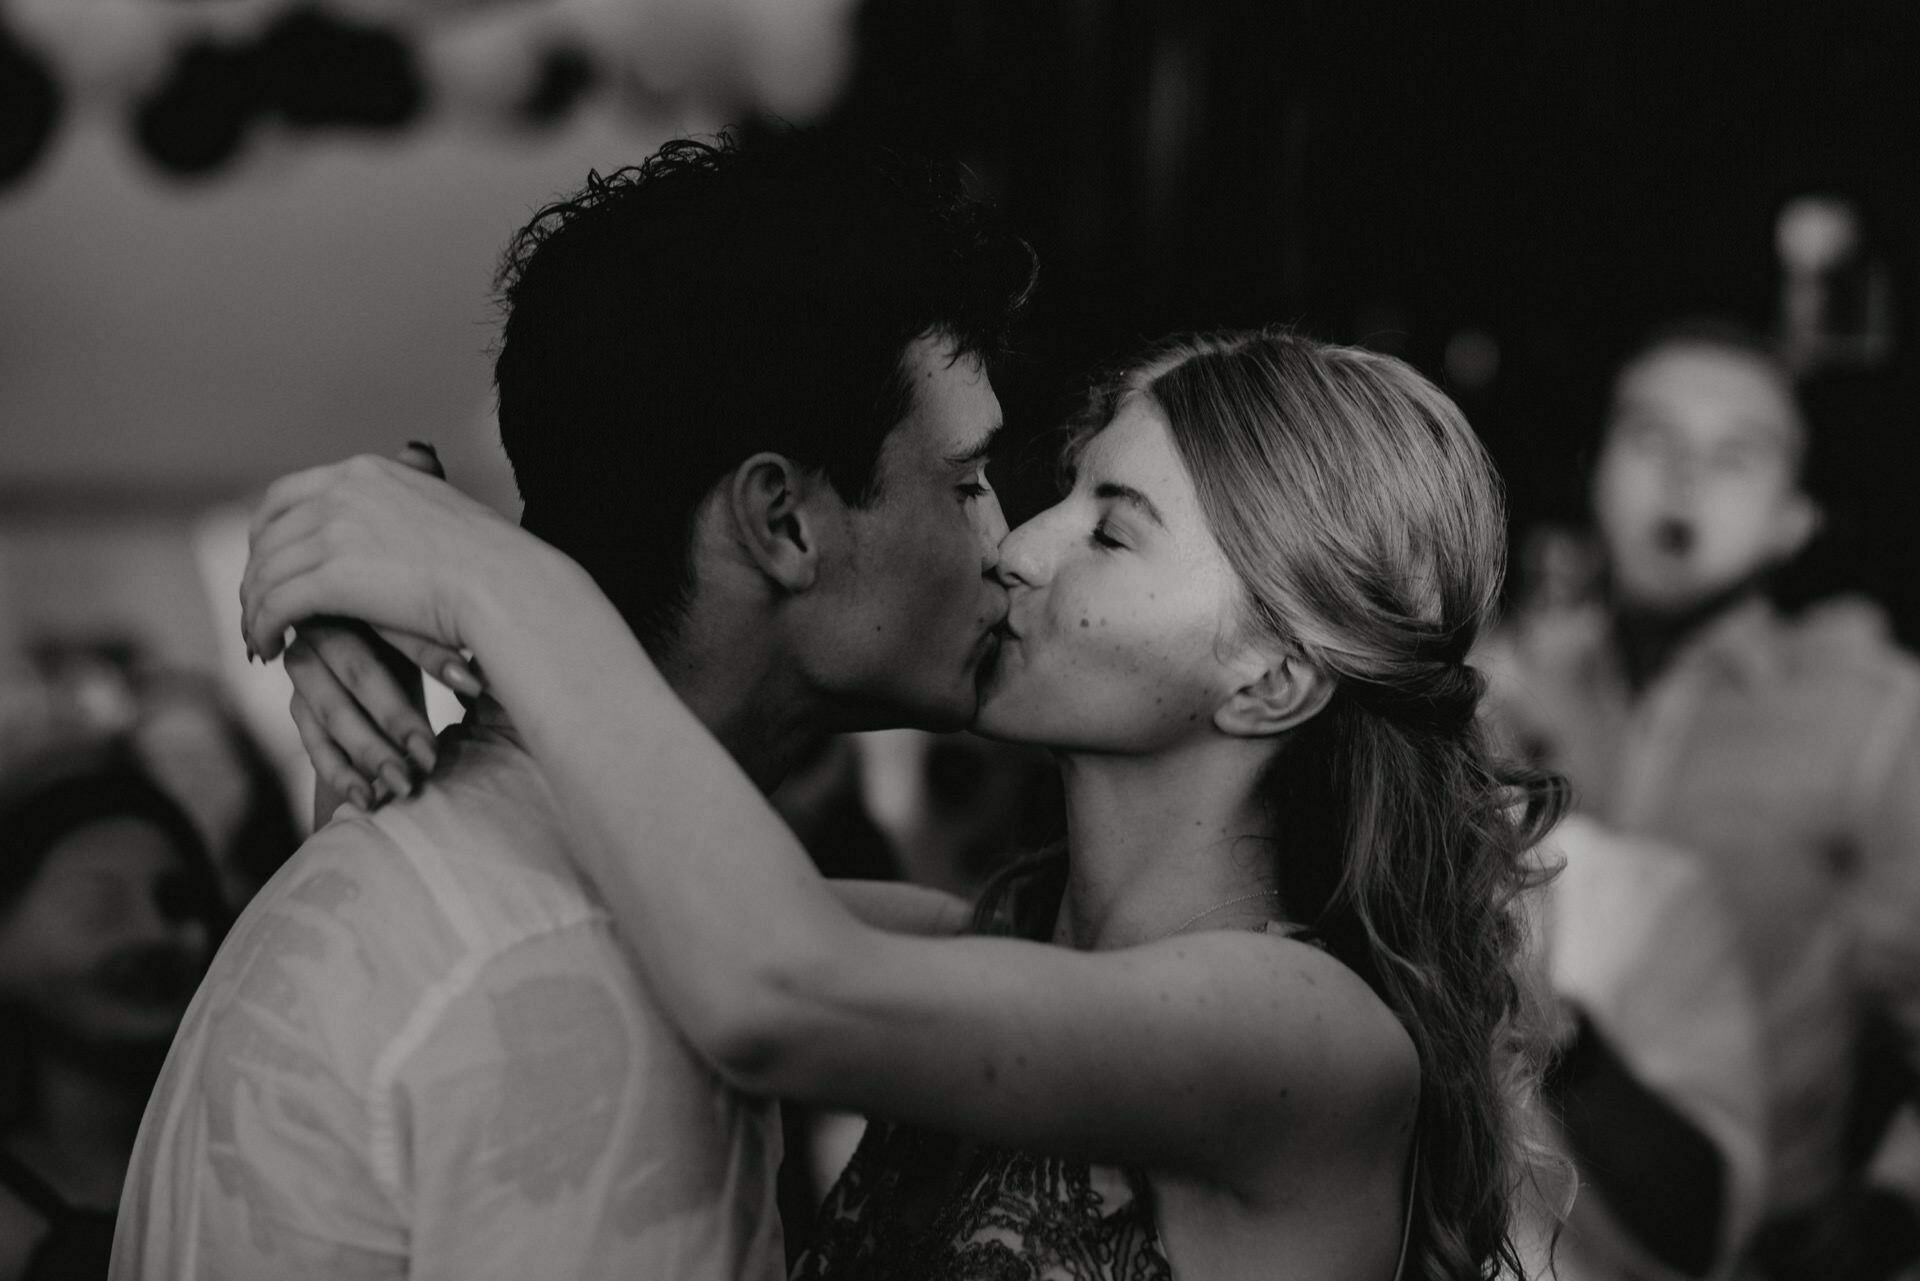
[1769,597,1920,726]
[185,734,625,1084]
[352,722,614,945]
[1482,603,1610,686]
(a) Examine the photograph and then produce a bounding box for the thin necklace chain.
[1156,889,1283,942]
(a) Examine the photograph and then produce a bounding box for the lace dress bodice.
[793,1118,1171,1281]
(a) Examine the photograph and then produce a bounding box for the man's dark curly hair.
[492,127,1037,650]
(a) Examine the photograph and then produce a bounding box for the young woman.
[242,328,1563,1280]
[0,733,227,1281]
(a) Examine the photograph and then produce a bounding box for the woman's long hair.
[987,328,1566,1279]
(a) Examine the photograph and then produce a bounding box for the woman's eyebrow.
[1093,481,1166,528]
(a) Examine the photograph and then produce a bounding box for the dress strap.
[1262,920,1327,949]
[0,1147,69,1220]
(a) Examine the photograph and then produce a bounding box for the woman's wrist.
[459,536,593,661]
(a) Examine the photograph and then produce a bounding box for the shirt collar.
[1676,594,1781,687]
[1563,593,1782,699]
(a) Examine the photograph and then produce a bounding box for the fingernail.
[347,782,373,812]
[369,776,392,809]
[402,440,445,479]
[441,661,484,698]
[330,801,361,823]
[380,761,415,800]
[405,733,438,775]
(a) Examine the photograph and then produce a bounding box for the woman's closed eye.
[1090,521,1126,550]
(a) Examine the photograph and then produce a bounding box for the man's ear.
[726,452,824,592]
[1773,490,1823,562]
[1213,651,1335,739]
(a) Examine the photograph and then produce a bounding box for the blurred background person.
[123,672,300,908]
[1484,323,1920,1281]
[0,690,228,1281]
[26,645,301,910]
[1508,815,1767,1281]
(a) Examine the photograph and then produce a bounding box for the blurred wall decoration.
[0,0,856,186]
[0,0,853,807]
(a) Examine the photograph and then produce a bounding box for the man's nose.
[1664,448,1703,497]
[978,492,1010,572]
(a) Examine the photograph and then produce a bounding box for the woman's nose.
[994,516,1049,589]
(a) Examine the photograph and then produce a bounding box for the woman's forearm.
[831,880,972,936]
[464,558,871,1077]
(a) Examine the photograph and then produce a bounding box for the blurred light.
[1776,195,1859,275]
[1444,328,1501,391]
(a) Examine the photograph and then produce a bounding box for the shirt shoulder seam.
[363,913,622,1208]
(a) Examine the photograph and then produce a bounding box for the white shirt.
[111,705,785,1281]
[1515,815,1768,1281]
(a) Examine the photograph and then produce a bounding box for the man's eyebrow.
[1094,481,1166,528]
[945,422,1004,467]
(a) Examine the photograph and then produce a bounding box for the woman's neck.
[1054,738,1283,951]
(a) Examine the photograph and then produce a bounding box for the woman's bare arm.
[829,880,972,936]
[243,457,1416,1184]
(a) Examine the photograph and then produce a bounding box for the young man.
[1486,325,1920,1281]
[111,130,1035,1281]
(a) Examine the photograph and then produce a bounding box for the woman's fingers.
[299,620,438,774]
[250,459,356,547]
[284,632,419,798]
[395,440,445,479]
[243,450,523,658]
[243,544,337,659]
[371,627,485,701]
[290,689,374,814]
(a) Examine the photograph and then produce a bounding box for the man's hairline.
[1606,343,1810,476]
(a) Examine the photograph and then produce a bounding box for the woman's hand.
[287,619,463,817]
[278,444,482,819]
[241,454,564,665]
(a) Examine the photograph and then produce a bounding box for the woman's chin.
[971,682,1041,744]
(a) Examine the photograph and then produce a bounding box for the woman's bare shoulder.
[1248,928,1421,1134]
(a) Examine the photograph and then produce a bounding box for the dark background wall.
[824,0,1920,635]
